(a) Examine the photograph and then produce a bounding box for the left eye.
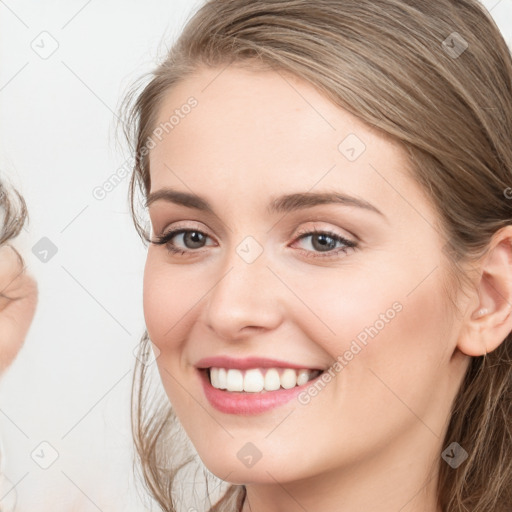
[292,229,357,258]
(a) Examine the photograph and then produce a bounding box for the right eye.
[151,228,215,256]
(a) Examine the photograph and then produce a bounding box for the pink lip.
[197,367,325,415]
[195,355,324,371]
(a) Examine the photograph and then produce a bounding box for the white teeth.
[209,367,321,392]
[218,368,227,389]
[226,369,244,391]
[296,369,310,386]
[280,368,297,389]
[243,369,265,392]
[264,368,281,391]
[210,368,228,390]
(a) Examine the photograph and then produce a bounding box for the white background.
[0,1,511,511]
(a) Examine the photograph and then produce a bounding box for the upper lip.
[195,356,326,371]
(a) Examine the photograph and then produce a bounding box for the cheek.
[290,254,451,399]
[142,251,199,349]
[282,260,410,362]
[302,248,446,352]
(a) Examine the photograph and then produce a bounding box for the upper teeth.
[209,367,321,393]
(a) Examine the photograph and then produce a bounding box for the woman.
[0,182,37,510]
[122,1,512,510]
[0,182,37,372]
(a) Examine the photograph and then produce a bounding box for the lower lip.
[198,369,323,415]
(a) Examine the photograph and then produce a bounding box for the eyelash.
[151,226,358,260]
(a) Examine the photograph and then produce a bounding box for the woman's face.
[144,65,471,486]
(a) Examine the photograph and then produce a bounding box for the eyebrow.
[146,188,385,218]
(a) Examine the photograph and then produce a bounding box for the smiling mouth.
[205,367,323,393]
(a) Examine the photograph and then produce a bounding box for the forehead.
[148,64,422,217]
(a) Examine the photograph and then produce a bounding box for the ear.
[0,245,38,372]
[457,225,512,357]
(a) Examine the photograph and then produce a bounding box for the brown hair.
[121,1,512,510]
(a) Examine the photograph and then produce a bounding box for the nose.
[202,243,284,341]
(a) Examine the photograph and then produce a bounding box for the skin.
[0,244,37,372]
[143,65,512,512]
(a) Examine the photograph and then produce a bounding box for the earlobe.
[457,226,512,357]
